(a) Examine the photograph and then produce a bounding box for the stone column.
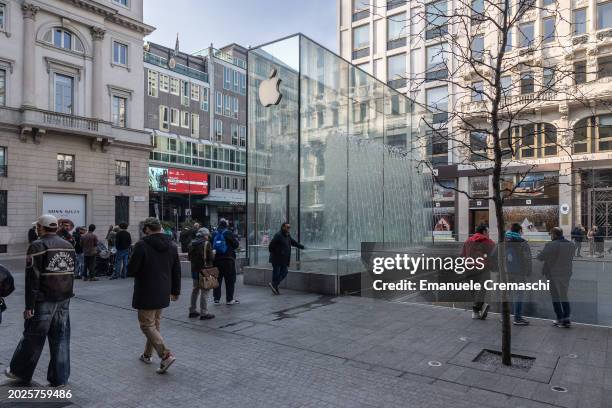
[21,3,39,108]
[91,27,106,120]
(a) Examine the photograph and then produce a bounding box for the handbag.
[199,265,219,290]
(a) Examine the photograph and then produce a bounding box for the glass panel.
[574,8,587,35]
[598,2,612,29]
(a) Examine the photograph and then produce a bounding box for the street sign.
[185,209,192,216]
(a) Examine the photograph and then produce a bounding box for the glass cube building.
[247,34,433,280]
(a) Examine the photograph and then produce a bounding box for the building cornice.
[58,0,155,35]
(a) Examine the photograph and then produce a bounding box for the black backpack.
[0,265,14,297]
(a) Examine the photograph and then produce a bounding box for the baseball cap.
[143,217,162,229]
[33,214,58,228]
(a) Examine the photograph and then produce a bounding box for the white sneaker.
[139,354,152,364]
[156,353,176,374]
[227,299,240,305]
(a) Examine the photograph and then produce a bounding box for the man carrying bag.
[188,228,216,320]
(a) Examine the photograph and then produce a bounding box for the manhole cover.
[551,386,568,393]
[428,361,442,367]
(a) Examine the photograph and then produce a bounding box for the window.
[224,67,232,90]
[112,96,127,127]
[387,53,407,88]
[170,108,179,126]
[215,119,223,141]
[115,160,129,186]
[113,0,128,6]
[239,125,246,147]
[201,87,209,111]
[0,4,5,31]
[599,56,612,79]
[575,61,587,84]
[471,0,484,25]
[472,81,484,101]
[112,41,128,66]
[241,179,246,191]
[159,106,169,131]
[428,129,448,164]
[215,175,222,189]
[426,43,449,81]
[181,81,190,106]
[233,70,240,93]
[232,178,239,190]
[240,74,246,95]
[191,114,199,137]
[215,92,222,114]
[353,24,370,59]
[191,83,200,101]
[542,17,555,43]
[387,12,407,50]
[147,70,158,97]
[231,124,239,145]
[232,97,239,118]
[505,31,513,52]
[519,22,534,47]
[0,191,6,227]
[543,68,554,90]
[159,74,169,92]
[181,111,190,128]
[57,154,75,182]
[426,86,448,123]
[353,0,369,21]
[0,147,7,177]
[224,94,231,116]
[573,8,587,35]
[224,176,230,190]
[170,77,180,95]
[115,196,129,226]
[45,28,84,53]
[54,73,73,114]
[470,132,488,161]
[471,35,485,61]
[0,69,5,106]
[598,2,612,29]
[501,75,512,97]
[520,72,534,94]
[426,1,448,40]
[543,0,555,5]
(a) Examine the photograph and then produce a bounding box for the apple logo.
[259,68,282,107]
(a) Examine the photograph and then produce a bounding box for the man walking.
[462,224,496,320]
[129,217,181,374]
[212,219,240,305]
[505,223,532,325]
[571,224,585,257]
[268,222,304,295]
[5,214,75,387]
[111,223,132,280]
[80,224,98,281]
[538,227,575,328]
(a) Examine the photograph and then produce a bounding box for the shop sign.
[42,193,86,229]
[149,167,209,195]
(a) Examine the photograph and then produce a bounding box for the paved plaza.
[1,263,612,407]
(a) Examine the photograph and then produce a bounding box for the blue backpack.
[213,230,228,255]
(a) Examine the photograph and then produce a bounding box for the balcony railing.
[42,111,99,132]
[144,51,209,83]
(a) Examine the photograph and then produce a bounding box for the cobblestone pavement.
[1,268,611,408]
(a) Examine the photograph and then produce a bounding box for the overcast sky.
[143,0,337,54]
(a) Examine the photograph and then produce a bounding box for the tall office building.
[144,40,247,234]
[339,0,612,241]
[0,0,153,254]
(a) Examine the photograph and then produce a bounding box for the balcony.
[144,51,209,83]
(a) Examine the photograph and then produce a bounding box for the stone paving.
[1,266,611,407]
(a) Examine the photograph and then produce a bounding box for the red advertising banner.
[167,168,209,195]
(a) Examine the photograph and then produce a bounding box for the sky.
[143,0,338,54]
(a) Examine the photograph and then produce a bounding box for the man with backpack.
[461,224,496,320]
[5,214,75,387]
[268,222,305,295]
[212,219,240,305]
[505,223,533,326]
[0,264,15,325]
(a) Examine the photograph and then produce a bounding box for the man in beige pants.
[129,217,181,374]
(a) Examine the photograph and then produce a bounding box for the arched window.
[42,27,84,53]
[498,123,557,159]
[573,115,612,153]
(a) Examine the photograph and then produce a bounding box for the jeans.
[84,255,96,279]
[574,241,582,257]
[550,278,571,322]
[190,279,210,314]
[137,309,170,359]
[75,253,84,277]
[213,258,236,302]
[113,249,130,279]
[271,263,289,288]
[513,290,525,320]
[9,299,71,385]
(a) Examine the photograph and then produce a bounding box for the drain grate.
[473,349,535,372]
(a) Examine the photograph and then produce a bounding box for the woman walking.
[187,228,215,320]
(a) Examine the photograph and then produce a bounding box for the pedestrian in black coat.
[267,222,304,295]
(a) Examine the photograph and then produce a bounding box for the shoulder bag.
[199,241,219,290]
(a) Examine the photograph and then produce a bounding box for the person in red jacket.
[462,224,497,320]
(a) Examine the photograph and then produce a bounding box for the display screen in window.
[433,179,456,201]
[511,172,559,199]
[503,205,559,233]
[469,176,489,198]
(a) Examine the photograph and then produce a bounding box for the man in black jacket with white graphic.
[268,222,304,295]
[5,214,75,387]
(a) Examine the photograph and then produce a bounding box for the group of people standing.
[571,224,611,258]
[463,223,574,328]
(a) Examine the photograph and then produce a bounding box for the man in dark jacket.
[5,214,75,387]
[27,226,37,244]
[72,226,85,279]
[594,225,605,257]
[129,217,181,374]
[505,223,532,326]
[212,219,240,304]
[111,223,132,280]
[268,222,305,295]
[188,228,215,320]
[571,224,585,257]
[80,224,99,281]
[537,227,575,328]
[461,224,496,320]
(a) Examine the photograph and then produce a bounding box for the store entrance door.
[469,209,489,235]
[590,189,612,237]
